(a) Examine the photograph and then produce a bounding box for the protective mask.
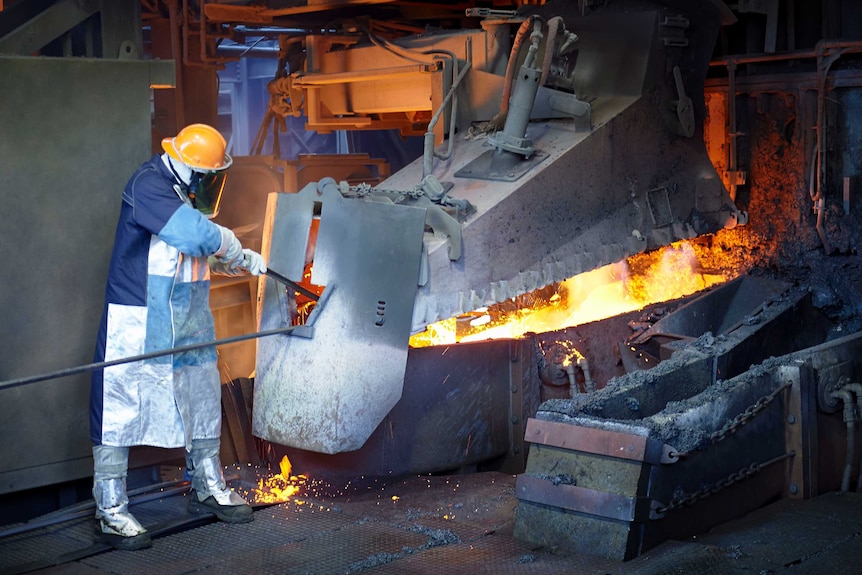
[186,170,227,218]
[164,154,226,218]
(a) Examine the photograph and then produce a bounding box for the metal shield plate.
[253,180,426,453]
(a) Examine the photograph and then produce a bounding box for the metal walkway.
[2,470,861,575]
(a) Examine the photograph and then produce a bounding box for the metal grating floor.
[1,471,861,575]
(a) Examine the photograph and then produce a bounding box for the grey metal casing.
[0,56,173,493]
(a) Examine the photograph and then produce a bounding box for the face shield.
[187,170,227,218]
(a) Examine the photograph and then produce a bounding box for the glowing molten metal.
[410,236,743,348]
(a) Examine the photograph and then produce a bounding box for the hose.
[423,56,473,177]
[830,388,856,492]
[491,16,537,129]
[490,14,561,131]
[578,357,595,393]
[843,382,862,491]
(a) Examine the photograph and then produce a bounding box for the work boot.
[186,439,253,524]
[93,446,151,551]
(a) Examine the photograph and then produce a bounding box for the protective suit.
[90,124,265,550]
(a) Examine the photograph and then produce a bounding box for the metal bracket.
[660,16,690,47]
[454,147,549,182]
[290,283,334,339]
[816,362,853,414]
[672,66,695,137]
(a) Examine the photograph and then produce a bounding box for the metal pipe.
[578,357,595,393]
[843,382,862,491]
[710,40,862,67]
[431,40,472,163]
[830,388,856,492]
[182,0,228,69]
[564,362,578,398]
[422,55,472,178]
[266,268,319,301]
[167,0,186,127]
[814,40,838,253]
[727,60,738,202]
[0,324,299,392]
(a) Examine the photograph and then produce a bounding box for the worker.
[89,124,266,550]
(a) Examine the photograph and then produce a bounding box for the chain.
[654,451,795,517]
[345,182,425,202]
[678,381,792,457]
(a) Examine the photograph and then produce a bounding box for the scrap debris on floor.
[2,468,861,575]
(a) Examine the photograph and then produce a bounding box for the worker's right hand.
[238,249,267,275]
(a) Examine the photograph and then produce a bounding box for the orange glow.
[250,455,305,504]
[410,237,743,347]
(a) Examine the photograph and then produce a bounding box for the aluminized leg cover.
[187,441,253,523]
[92,446,151,550]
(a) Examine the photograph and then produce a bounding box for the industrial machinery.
[0,0,746,490]
[4,0,862,564]
[250,0,745,459]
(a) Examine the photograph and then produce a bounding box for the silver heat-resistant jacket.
[90,155,226,449]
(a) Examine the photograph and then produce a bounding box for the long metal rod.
[267,268,319,301]
[0,324,298,392]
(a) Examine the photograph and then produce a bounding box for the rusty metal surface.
[524,418,671,464]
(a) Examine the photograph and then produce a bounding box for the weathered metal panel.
[523,442,651,495]
[267,338,539,477]
[514,499,640,561]
[516,475,653,522]
[0,56,173,493]
[253,179,426,453]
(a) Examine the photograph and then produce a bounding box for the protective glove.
[238,249,267,276]
[214,225,243,265]
[208,256,244,277]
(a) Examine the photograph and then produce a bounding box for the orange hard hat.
[161,123,233,171]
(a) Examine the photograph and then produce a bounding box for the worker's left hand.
[238,249,267,275]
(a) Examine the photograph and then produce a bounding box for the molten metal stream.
[410,237,743,348]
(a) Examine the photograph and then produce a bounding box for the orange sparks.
[251,455,306,504]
